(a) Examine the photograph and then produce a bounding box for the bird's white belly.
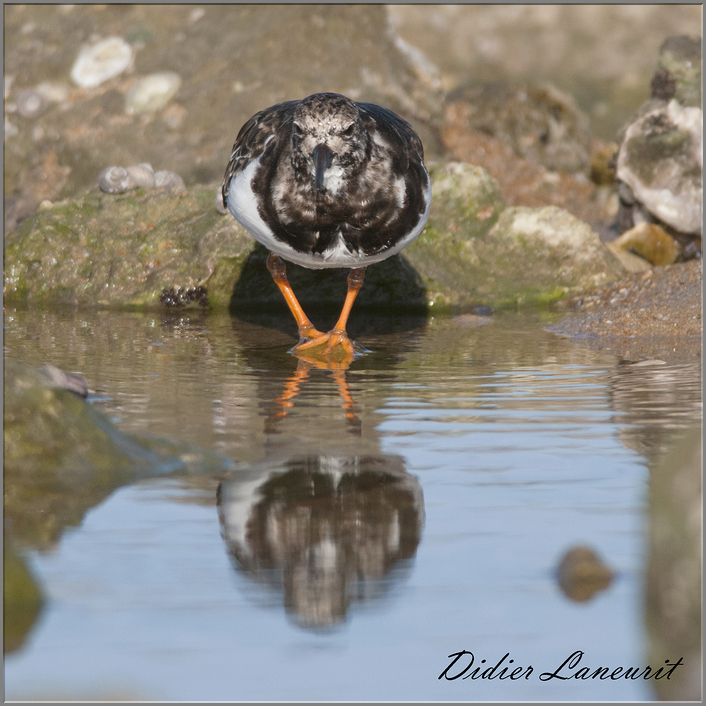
[227,158,431,270]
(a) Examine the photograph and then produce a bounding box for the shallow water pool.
[3,306,701,701]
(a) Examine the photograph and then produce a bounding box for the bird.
[222,92,431,361]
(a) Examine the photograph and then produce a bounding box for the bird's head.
[290,93,368,191]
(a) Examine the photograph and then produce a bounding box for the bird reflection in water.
[217,454,424,629]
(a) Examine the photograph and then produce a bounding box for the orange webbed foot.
[293,329,356,362]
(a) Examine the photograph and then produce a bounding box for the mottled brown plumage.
[222,92,431,361]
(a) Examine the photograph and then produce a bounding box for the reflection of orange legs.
[269,360,310,424]
[266,253,324,341]
[331,369,359,430]
[294,267,365,362]
[267,359,361,432]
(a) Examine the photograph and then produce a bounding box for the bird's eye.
[292,123,303,138]
[342,123,356,137]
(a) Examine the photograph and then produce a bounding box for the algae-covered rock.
[650,35,702,108]
[5,162,625,312]
[406,164,623,309]
[4,544,44,655]
[485,207,624,306]
[4,186,249,309]
[4,358,233,550]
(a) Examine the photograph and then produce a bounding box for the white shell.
[154,170,186,192]
[124,72,181,114]
[70,37,133,89]
[125,163,155,188]
[98,166,132,193]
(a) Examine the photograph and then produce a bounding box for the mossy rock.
[4,359,233,550]
[5,163,624,313]
[406,164,623,309]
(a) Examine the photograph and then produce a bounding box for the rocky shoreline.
[3,5,702,358]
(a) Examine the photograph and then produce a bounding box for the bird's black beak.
[313,143,334,190]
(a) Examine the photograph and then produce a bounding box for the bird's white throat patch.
[319,161,346,195]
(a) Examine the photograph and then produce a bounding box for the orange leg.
[266,252,324,341]
[294,267,365,360]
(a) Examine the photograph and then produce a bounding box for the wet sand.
[550,259,702,363]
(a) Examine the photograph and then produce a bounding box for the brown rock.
[611,223,680,267]
[444,81,592,174]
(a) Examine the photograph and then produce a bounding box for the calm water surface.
[3,306,701,701]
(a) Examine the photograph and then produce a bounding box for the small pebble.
[125,72,181,114]
[35,82,70,104]
[125,163,155,188]
[98,166,132,194]
[16,89,49,119]
[71,37,133,88]
[612,222,680,267]
[154,170,186,192]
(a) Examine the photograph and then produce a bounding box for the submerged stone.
[557,546,614,602]
[3,359,234,551]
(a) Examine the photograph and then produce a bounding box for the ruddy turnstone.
[222,92,431,360]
